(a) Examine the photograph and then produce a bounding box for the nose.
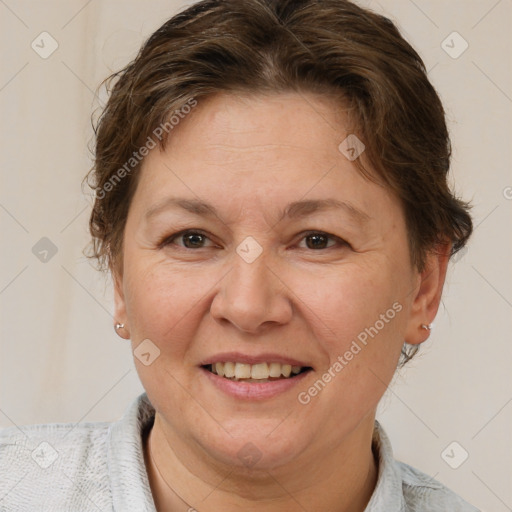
[210,254,293,334]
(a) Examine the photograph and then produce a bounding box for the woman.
[0,0,478,510]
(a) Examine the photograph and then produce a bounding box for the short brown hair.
[85,0,472,361]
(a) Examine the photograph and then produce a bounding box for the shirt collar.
[365,420,407,511]
[107,392,156,511]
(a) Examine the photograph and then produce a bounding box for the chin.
[198,421,308,472]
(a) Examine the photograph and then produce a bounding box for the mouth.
[202,362,313,382]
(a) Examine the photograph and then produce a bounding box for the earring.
[421,323,433,331]
[114,323,128,338]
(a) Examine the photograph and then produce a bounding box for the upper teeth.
[211,362,303,380]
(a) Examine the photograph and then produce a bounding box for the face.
[114,91,445,471]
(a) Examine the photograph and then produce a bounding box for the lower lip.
[200,367,312,400]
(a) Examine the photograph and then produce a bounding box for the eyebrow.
[144,197,371,224]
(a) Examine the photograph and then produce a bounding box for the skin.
[113,91,450,511]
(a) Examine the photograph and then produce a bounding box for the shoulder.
[398,461,480,512]
[0,420,113,510]
[0,393,155,511]
[369,421,479,512]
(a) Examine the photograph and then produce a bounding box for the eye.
[160,230,215,249]
[160,229,348,251]
[296,231,348,250]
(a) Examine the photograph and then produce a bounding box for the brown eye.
[305,233,331,249]
[161,230,214,249]
[182,232,206,248]
[298,231,343,250]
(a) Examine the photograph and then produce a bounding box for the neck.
[143,414,379,512]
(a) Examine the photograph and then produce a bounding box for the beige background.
[1,0,511,510]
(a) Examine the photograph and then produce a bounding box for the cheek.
[123,261,202,347]
[301,270,405,405]
[123,263,208,403]
[301,262,404,345]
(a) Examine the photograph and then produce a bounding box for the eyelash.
[159,229,349,251]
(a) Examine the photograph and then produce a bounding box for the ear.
[404,243,451,345]
[113,268,130,339]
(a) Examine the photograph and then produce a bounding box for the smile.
[204,361,312,381]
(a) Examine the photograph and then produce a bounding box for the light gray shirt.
[0,393,479,511]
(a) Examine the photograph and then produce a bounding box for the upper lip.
[200,352,312,368]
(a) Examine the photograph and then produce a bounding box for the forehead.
[165,91,354,163]
[131,91,401,228]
